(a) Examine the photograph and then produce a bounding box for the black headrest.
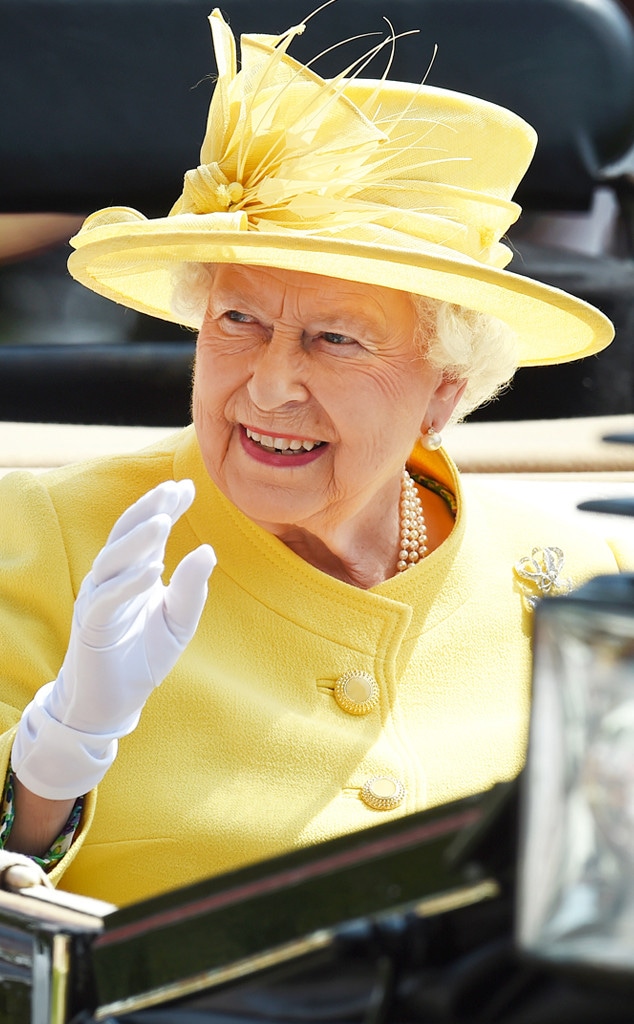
[2,0,634,214]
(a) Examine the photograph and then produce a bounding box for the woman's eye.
[321,331,356,346]
[226,309,255,323]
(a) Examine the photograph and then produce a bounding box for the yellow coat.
[0,426,629,907]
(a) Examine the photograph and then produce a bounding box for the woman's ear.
[422,377,467,433]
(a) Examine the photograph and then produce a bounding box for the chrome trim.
[413,879,500,918]
[93,929,334,1020]
[31,937,51,1024]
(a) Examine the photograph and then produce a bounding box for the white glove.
[12,479,216,801]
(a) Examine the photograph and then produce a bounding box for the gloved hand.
[12,479,216,801]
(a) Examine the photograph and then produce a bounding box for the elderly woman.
[0,9,630,909]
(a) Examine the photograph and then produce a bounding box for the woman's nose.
[246,333,310,410]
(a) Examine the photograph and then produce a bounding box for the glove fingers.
[162,545,216,646]
[92,513,171,587]
[80,515,172,639]
[106,479,195,547]
[80,560,166,638]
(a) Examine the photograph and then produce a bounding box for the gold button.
[360,776,405,811]
[334,671,379,716]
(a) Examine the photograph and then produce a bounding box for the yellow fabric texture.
[0,426,630,908]
[66,10,613,366]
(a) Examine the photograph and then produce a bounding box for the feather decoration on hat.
[170,5,492,256]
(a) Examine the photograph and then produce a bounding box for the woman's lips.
[239,425,328,466]
[245,426,325,452]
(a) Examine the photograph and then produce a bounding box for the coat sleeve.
[0,470,97,885]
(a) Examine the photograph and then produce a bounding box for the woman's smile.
[240,425,328,466]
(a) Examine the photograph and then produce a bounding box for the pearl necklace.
[397,469,427,572]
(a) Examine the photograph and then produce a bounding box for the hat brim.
[68,216,613,367]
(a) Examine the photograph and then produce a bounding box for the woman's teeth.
[245,428,324,453]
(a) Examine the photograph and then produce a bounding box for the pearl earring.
[421,426,442,451]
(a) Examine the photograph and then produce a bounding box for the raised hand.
[12,480,216,800]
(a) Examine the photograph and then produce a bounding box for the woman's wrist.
[4,775,78,860]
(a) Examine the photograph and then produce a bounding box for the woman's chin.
[226,481,321,532]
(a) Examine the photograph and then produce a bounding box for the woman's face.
[193,265,457,535]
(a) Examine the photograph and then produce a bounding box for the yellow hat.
[67,8,613,366]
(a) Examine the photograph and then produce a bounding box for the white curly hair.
[170,262,519,422]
